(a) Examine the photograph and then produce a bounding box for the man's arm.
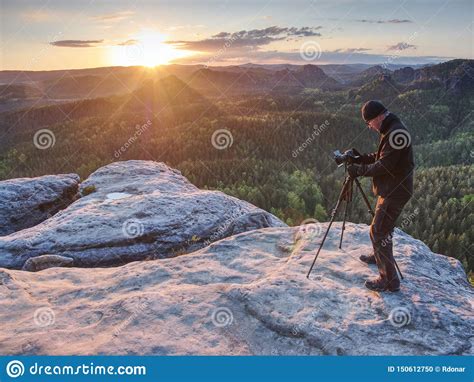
[359,152,377,164]
[349,148,376,164]
[358,140,401,177]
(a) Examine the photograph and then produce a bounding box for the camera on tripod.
[307,148,404,281]
[333,149,360,167]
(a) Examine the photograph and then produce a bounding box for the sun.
[110,29,193,67]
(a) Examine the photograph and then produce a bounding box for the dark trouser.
[370,196,410,287]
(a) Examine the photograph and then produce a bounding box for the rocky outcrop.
[404,59,474,94]
[0,161,286,269]
[272,65,342,90]
[392,67,415,84]
[22,255,74,272]
[349,65,392,87]
[0,223,471,355]
[0,174,79,236]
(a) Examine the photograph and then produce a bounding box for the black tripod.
[306,166,404,280]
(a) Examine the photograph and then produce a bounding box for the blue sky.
[1,0,472,69]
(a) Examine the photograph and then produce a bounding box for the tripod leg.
[353,178,404,280]
[307,177,351,279]
[354,178,374,217]
[387,232,404,280]
[339,199,349,249]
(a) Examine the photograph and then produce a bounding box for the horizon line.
[2,57,472,73]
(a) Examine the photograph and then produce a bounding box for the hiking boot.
[359,253,376,264]
[365,277,400,292]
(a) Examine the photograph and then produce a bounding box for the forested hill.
[0,59,472,276]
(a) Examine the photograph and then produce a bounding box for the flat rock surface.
[0,223,471,355]
[0,161,286,269]
[0,174,79,236]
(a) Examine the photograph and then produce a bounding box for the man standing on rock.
[347,100,415,292]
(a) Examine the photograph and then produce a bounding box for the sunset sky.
[1,0,472,70]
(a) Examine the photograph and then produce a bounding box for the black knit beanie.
[361,100,387,122]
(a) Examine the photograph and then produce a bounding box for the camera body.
[333,149,360,167]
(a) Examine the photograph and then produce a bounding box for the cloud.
[330,48,371,53]
[167,25,437,66]
[175,48,447,66]
[50,40,104,48]
[356,19,413,24]
[168,26,322,51]
[117,39,138,46]
[91,11,134,22]
[168,25,432,67]
[387,42,417,51]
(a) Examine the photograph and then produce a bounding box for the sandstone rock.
[0,161,286,269]
[22,255,74,272]
[0,223,471,355]
[0,174,79,236]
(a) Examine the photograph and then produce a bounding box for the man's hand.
[350,148,363,160]
[347,164,365,178]
[342,148,363,164]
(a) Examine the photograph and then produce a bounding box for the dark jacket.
[359,113,414,199]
